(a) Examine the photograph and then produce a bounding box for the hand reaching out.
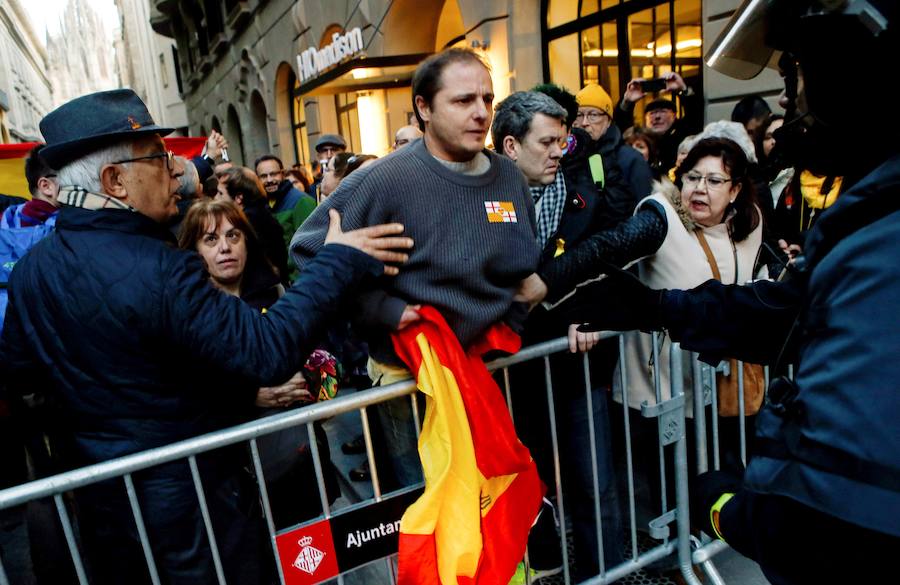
[256,372,313,408]
[325,209,414,275]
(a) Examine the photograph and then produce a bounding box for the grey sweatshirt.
[290,138,540,365]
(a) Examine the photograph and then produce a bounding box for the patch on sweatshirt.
[484,201,518,223]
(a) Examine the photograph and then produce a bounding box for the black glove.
[555,262,666,333]
[690,470,743,540]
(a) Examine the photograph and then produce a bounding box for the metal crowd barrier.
[0,332,768,585]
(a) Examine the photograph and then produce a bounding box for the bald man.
[393,124,424,150]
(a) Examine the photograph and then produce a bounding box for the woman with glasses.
[523,136,764,507]
[178,198,341,528]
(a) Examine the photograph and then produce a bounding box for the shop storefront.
[543,0,703,123]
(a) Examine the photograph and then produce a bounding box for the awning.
[295,53,431,97]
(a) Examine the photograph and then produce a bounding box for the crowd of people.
[1,1,899,583]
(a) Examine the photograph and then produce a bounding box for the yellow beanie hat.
[576,84,613,117]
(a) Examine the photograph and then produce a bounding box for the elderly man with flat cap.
[0,89,412,584]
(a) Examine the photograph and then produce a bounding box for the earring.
[730,199,735,204]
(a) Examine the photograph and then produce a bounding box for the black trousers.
[720,491,899,585]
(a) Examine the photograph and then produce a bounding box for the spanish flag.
[0,138,207,198]
[392,307,544,585]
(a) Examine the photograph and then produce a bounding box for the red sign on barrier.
[275,519,340,585]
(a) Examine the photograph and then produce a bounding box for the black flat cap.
[645,98,677,114]
[40,89,174,168]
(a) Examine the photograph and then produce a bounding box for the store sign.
[275,487,423,584]
[297,27,365,84]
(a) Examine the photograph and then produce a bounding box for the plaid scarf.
[529,169,567,249]
[58,186,136,212]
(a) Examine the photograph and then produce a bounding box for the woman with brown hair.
[179,198,341,527]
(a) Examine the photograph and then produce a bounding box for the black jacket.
[0,206,380,462]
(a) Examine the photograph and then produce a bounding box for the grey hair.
[694,121,758,164]
[492,91,568,154]
[56,141,134,193]
[176,157,199,197]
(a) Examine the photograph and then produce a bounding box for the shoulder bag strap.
[694,228,721,281]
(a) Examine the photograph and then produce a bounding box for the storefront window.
[548,33,580,93]
[546,0,577,29]
[544,0,702,114]
[290,73,310,166]
[336,93,361,153]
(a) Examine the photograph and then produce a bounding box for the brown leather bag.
[694,229,766,417]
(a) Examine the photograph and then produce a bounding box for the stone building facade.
[47,0,120,108]
[0,0,53,143]
[152,0,779,168]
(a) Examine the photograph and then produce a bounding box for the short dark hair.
[328,152,356,181]
[217,167,267,204]
[411,48,489,131]
[491,91,567,154]
[24,145,55,197]
[675,137,760,242]
[253,154,283,171]
[532,83,579,129]
[730,95,771,126]
[345,154,377,177]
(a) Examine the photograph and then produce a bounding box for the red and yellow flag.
[0,138,207,198]
[391,307,544,585]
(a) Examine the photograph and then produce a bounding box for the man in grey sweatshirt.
[291,48,540,488]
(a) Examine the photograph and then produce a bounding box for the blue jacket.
[0,206,381,463]
[0,203,58,336]
[664,154,900,537]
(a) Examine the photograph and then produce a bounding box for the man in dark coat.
[0,89,411,585]
[492,90,624,580]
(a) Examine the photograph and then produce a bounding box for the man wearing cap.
[314,133,347,161]
[309,134,346,199]
[574,82,653,211]
[0,89,412,583]
[613,72,700,172]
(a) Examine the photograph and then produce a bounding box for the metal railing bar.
[618,335,639,560]
[188,455,226,585]
[502,367,514,420]
[0,551,9,585]
[580,541,677,584]
[737,361,747,466]
[691,357,709,475]
[543,355,571,584]
[54,493,89,585]
[2,335,627,511]
[248,439,287,585]
[709,366,721,470]
[360,407,383,501]
[670,344,703,585]
[123,473,162,585]
[2,336,613,511]
[307,422,332,517]
[410,393,422,439]
[582,352,606,576]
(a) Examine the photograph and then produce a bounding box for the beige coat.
[612,180,763,417]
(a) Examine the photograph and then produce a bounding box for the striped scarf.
[58,186,136,212]
[529,169,566,249]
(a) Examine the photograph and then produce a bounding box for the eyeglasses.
[574,110,608,123]
[682,172,733,189]
[113,150,176,171]
[200,229,243,248]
